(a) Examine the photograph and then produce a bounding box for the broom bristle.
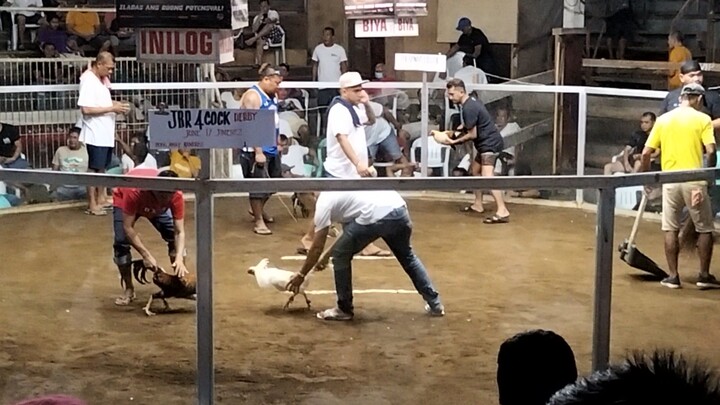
[678,219,703,253]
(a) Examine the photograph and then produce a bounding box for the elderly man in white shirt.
[286,190,445,321]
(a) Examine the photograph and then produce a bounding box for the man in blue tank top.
[239,63,283,235]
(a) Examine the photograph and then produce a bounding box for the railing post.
[592,186,615,371]
[576,88,587,205]
[196,147,214,405]
[420,72,429,177]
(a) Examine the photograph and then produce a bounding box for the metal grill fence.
[0,57,203,168]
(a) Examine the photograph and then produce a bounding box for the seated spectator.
[103,12,135,51]
[169,149,201,178]
[277,63,305,101]
[277,87,310,143]
[51,126,88,201]
[38,15,70,54]
[116,132,157,173]
[237,0,284,68]
[65,0,112,54]
[4,0,45,50]
[604,112,658,175]
[497,329,578,405]
[548,350,720,404]
[493,104,522,175]
[0,122,28,169]
[363,100,415,177]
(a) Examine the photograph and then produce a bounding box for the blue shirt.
[251,84,279,156]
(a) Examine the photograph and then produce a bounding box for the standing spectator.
[605,0,635,60]
[312,26,348,112]
[4,0,45,50]
[640,83,719,289]
[238,63,283,236]
[667,31,692,90]
[66,0,112,53]
[51,126,88,201]
[0,122,28,169]
[446,17,499,82]
[660,60,720,128]
[77,51,129,216]
[441,78,510,223]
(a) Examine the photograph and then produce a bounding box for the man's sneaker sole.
[425,303,445,317]
[696,282,720,290]
[660,281,681,289]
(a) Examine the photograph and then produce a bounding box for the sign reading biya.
[149,108,276,149]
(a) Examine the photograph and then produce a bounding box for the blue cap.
[456,17,471,30]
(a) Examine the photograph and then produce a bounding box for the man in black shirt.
[440,78,510,224]
[660,60,720,127]
[0,122,28,169]
[446,17,499,83]
[604,112,659,175]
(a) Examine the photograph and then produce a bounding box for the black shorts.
[606,8,635,41]
[239,151,281,200]
[15,13,42,24]
[87,144,113,171]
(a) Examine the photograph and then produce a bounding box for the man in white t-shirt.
[312,26,348,125]
[286,190,445,321]
[51,126,88,201]
[77,51,129,215]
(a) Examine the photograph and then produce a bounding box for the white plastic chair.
[410,137,451,177]
[268,26,286,65]
[231,164,245,179]
[221,91,241,108]
[11,11,42,51]
[283,144,309,177]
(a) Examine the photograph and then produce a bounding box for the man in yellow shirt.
[66,0,112,53]
[667,31,692,90]
[641,82,718,290]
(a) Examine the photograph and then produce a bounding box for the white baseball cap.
[339,71,368,89]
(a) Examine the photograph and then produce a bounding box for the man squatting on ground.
[640,82,720,290]
[286,190,445,321]
[112,168,189,306]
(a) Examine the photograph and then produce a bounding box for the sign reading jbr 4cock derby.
[149,109,276,149]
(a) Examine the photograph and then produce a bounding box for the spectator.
[548,350,720,404]
[277,63,305,104]
[38,15,68,54]
[660,60,720,128]
[640,83,719,289]
[103,12,135,52]
[238,0,283,68]
[66,0,112,54]
[4,0,45,50]
[169,149,201,178]
[77,52,129,216]
[116,132,157,173]
[312,26,348,110]
[493,104,522,175]
[0,122,29,169]
[277,87,311,144]
[446,17,499,82]
[51,126,88,201]
[604,112,657,175]
[497,330,578,405]
[605,0,635,60]
[362,99,414,177]
[667,31,693,90]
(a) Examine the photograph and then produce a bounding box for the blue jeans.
[112,206,176,266]
[331,206,442,315]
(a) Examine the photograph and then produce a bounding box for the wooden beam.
[583,58,720,73]
[503,118,553,149]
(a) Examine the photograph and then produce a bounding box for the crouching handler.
[113,167,189,306]
[286,190,445,321]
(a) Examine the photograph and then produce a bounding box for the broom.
[618,193,668,278]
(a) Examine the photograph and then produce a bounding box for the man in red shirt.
[112,168,188,306]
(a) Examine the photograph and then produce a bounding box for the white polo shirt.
[323,102,368,178]
[77,69,116,148]
[314,190,407,232]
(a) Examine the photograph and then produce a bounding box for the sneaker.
[660,276,681,289]
[424,303,445,317]
[697,274,720,290]
[316,307,353,321]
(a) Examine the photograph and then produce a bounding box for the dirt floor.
[2,196,720,405]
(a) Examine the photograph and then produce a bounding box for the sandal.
[483,215,510,224]
[316,307,353,321]
[84,209,107,216]
[253,227,272,235]
[248,209,274,223]
[296,247,309,255]
[460,205,484,214]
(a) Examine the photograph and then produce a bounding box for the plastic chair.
[231,164,245,179]
[410,137,451,177]
[283,144,309,177]
[268,26,286,65]
[11,11,42,51]
[315,138,327,177]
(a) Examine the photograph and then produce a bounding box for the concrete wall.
[306,0,349,58]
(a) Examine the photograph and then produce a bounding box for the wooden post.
[552,27,586,174]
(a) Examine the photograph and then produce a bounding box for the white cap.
[339,71,368,89]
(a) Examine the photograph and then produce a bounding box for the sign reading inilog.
[116,0,247,30]
[148,109,276,149]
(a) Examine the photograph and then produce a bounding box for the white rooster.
[247,258,312,310]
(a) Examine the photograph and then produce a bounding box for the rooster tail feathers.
[131,260,151,285]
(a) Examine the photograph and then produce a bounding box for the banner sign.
[344,0,427,19]
[148,109,276,149]
[116,0,248,30]
[354,17,418,37]
[394,53,447,72]
[137,29,235,64]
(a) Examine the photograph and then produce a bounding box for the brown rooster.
[132,260,197,316]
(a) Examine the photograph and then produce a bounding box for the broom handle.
[627,193,648,246]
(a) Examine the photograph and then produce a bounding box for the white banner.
[137,29,235,64]
[149,109,276,149]
[355,17,418,38]
[394,53,447,73]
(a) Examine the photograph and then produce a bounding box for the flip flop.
[84,209,107,216]
[460,205,484,214]
[358,249,393,257]
[296,247,309,255]
[253,227,273,235]
[248,210,275,223]
[483,215,510,224]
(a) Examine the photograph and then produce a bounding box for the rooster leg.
[283,293,297,311]
[161,298,170,312]
[302,292,311,309]
[143,296,156,316]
